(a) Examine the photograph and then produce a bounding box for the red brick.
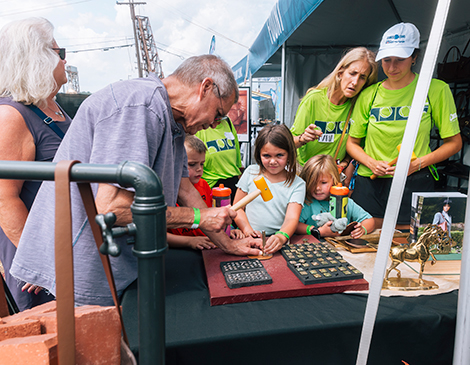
[2,301,56,324]
[21,305,121,364]
[74,306,121,364]
[0,319,41,341]
[0,304,121,364]
[0,333,58,365]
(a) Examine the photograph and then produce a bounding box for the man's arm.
[178,178,262,256]
[95,182,219,230]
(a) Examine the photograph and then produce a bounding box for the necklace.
[47,104,64,118]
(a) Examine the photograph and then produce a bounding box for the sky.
[0,0,278,93]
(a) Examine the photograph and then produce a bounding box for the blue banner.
[209,35,216,55]
[232,0,324,84]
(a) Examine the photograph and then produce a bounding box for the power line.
[157,1,250,50]
[68,43,134,54]
[0,0,92,17]
[67,41,185,60]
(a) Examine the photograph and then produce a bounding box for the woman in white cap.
[346,23,462,229]
[291,47,378,173]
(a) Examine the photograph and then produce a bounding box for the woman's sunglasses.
[52,48,66,60]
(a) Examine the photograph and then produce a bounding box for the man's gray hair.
[171,55,239,103]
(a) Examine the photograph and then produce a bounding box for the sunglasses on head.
[52,47,66,60]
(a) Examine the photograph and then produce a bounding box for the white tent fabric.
[233,1,470,364]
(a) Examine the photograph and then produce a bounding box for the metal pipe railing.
[0,160,167,364]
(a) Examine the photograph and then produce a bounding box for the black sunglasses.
[52,47,66,60]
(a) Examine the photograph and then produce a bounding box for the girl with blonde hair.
[297,155,374,239]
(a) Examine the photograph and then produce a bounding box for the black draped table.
[122,245,458,364]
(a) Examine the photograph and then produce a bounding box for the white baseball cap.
[376,23,420,61]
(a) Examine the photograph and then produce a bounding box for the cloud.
[0,0,277,92]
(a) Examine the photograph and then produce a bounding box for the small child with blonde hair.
[296,154,374,239]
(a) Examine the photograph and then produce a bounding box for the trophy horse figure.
[385,225,447,284]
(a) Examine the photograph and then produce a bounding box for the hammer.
[231,176,273,211]
[370,144,417,180]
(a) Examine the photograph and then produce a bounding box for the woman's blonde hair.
[300,155,340,204]
[0,17,60,107]
[254,124,297,186]
[304,47,378,101]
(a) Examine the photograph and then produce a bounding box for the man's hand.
[222,236,263,256]
[205,232,262,256]
[199,207,236,232]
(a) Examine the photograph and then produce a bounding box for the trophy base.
[382,277,439,291]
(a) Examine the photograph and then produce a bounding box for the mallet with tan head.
[370,144,417,180]
[231,176,273,211]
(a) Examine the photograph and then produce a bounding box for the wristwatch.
[311,227,321,240]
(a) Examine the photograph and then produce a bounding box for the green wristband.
[275,231,290,241]
[191,208,201,229]
[362,225,367,235]
[306,225,312,235]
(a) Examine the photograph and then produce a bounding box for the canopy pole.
[454,185,470,364]
[355,1,452,364]
[280,42,286,124]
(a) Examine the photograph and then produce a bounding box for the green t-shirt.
[196,119,242,188]
[291,88,353,165]
[349,74,460,177]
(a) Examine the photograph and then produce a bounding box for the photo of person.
[228,87,249,141]
[410,192,466,254]
[432,198,452,237]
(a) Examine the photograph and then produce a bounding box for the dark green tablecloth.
[122,248,457,365]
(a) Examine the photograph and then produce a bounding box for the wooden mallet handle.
[231,190,261,211]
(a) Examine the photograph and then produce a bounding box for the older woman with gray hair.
[0,17,71,310]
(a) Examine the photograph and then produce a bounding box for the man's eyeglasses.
[213,83,229,123]
[52,48,66,60]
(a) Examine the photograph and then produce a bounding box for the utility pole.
[135,15,164,78]
[116,0,146,78]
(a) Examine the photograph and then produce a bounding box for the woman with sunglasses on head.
[346,23,462,230]
[0,17,71,310]
[291,47,378,175]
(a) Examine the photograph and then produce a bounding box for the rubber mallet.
[370,144,417,180]
[231,176,273,211]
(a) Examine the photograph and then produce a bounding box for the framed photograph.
[410,192,467,255]
[228,86,250,142]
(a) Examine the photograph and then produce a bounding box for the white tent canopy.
[233,0,470,127]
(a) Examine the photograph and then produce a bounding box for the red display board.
[202,235,368,306]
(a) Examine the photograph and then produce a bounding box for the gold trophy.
[382,225,448,290]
